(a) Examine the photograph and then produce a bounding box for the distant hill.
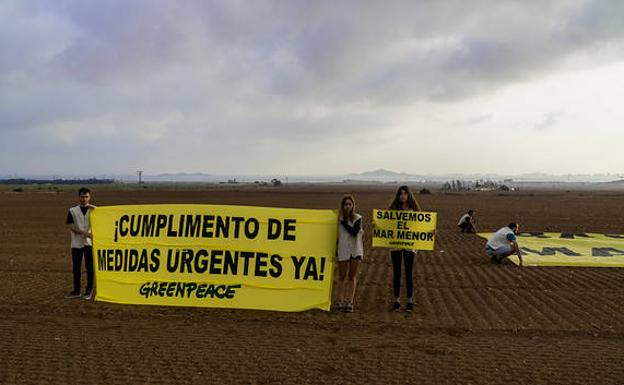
[596,179,624,186]
[348,168,413,178]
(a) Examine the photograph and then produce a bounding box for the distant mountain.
[348,168,413,178]
[597,179,624,185]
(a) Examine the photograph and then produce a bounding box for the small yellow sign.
[372,210,437,250]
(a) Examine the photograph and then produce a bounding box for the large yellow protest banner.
[91,204,337,312]
[372,210,437,250]
[478,232,624,267]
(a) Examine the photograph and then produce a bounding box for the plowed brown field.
[1,186,624,385]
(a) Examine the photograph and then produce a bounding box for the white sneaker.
[82,291,93,300]
[65,291,81,299]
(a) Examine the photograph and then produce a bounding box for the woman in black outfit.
[388,186,421,312]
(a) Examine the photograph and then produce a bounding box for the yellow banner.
[372,210,437,250]
[91,204,337,311]
[478,232,624,267]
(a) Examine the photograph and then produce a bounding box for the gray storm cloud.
[1,0,623,175]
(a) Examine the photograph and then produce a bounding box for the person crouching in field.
[65,187,96,299]
[335,195,364,313]
[389,186,421,312]
[486,223,523,267]
[458,209,477,233]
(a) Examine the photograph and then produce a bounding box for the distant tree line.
[441,180,471,192]
[441,179,511,192]
[254,178,283,187]
[0,178,114,185]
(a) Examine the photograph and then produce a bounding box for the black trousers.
[391,250,415,299]
[459,222,473,233]
[72,246,94,293]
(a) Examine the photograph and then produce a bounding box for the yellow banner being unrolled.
[91,204,337,312]
[478,232,624,267]
[372,210,437,250]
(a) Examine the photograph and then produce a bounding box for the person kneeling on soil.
[485,223,523,267]
[457,209,477,233]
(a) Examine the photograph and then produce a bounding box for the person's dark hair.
[78,187,91,196]
[340,195,356,222]
[468,209,474,215]
[508,222,518,230]
[389,185,421,211]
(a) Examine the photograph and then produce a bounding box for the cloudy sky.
[1,0,624,177]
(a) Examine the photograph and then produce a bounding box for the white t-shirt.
[337,214,364,261]
[486,226,516,250]
[458,213,471,226]
[69,205,92,248]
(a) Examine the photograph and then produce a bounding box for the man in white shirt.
[486,223,523,267]
[65,187,96,299]
[457,210,477,233]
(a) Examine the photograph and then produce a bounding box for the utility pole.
[137,170,143,184]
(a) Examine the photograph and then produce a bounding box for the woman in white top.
[335,195,364,313]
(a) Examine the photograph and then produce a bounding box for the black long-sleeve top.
[341,217,361,236]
